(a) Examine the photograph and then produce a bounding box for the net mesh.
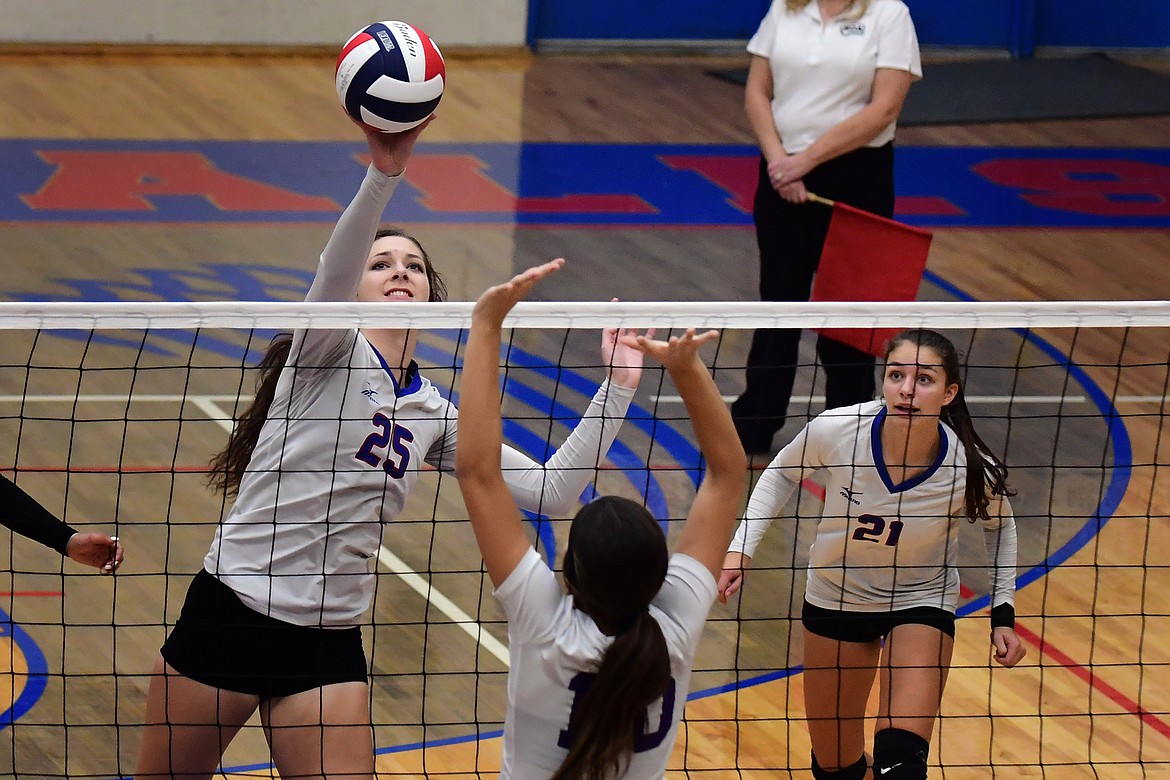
[0,301,1166,779]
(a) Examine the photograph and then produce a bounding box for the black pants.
[732,145,896,452]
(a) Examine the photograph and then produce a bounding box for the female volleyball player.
[134,121,645,780]
[719,329,1026,780]
[456,259,747,780]
[0,473,122,572]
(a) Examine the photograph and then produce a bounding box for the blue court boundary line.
[0,608,50,729]
[415,334,678,565]
[3,275,1128,770]
[201,271,1132,776]
[690,269,1133,701]
[924,270,1131,611]
[1,316,693,741]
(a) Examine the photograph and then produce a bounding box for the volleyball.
[335,21,446,133]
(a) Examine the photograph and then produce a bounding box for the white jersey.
[205,165,635,627]
[729,400,1016,613]
[494,547,716,780]
[747,0,921,153]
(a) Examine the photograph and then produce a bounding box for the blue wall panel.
[902,0,1016,48]
[1036,1,1170,48]
[529,0,769,43]
[530,0,1170,51]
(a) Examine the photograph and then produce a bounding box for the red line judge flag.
[809,199,933,357]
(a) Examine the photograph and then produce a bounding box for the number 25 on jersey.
[355,414,414,478]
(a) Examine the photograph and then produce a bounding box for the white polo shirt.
[747,0,922,153]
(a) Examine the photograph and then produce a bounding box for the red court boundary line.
[1013,621,1170,741]
[0,592,62,598]
[958,586,1169,742]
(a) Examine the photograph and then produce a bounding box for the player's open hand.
[603,306,651,390]
[619,328,719,374]
[361,114,436,177]
[472,259,565,328]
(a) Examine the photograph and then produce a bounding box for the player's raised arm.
[622,330,748,578]
[456,259,566,588]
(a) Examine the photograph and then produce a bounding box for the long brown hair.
[885,329,1014,522]
[207,228,446,496]
[552,496,671,780]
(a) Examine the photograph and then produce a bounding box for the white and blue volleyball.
[335,21,446,133]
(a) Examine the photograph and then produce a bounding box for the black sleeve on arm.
[990,602,1016,630]
[0,474,77,556]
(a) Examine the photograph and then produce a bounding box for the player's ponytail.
[941,384,1013,522]
[554,496,672,780]
[886,329,1014,522]
[552,613,671,780]
[207,334,292,497]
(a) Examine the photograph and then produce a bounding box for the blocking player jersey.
[729,400,1017,613]
[493,548,716,779]
[203,165,634,626]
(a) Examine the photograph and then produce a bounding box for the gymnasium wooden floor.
[0,50,1168,779]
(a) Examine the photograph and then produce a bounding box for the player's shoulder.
[813,399,882,433]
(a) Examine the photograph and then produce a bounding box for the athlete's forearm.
[0,474,77,555]
[306,165,403,304]
[500,380,634,518]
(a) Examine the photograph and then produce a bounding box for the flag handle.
[807,192,836,207]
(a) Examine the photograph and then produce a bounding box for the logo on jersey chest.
[840,22,866,36]
[840,487,864,506]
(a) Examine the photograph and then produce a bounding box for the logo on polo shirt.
[840,22,865,36]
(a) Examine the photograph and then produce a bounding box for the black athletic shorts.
[161,569,368,697]
[802,600,956,643]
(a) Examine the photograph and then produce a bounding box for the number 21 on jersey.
[851,514,904,546]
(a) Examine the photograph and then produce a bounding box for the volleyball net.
[0,300,1166,779]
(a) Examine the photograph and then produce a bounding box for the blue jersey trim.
[870,406,950,493]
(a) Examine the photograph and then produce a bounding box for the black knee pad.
[811,751,867,780]
[873,727,929,779]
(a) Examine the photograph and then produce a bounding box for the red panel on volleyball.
[810,202,933,357]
